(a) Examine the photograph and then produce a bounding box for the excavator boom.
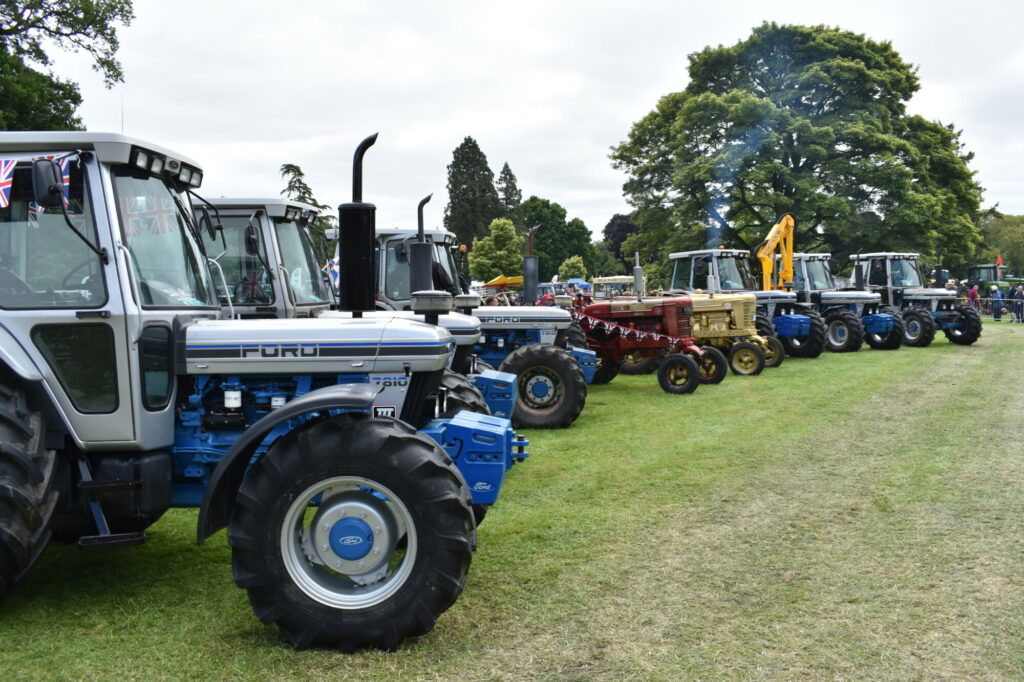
[756,214,796,290]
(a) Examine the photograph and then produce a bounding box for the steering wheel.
[0,268,33,296]
[61,258,96,289]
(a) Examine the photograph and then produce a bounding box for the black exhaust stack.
[523,224,540,304]
[337,133,378,317]
[409,194,434,294]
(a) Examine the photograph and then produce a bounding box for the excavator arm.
[755,214,796,290]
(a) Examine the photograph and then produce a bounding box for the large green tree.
[523,196,594,281]
[443,136,502,246]
[496,161,524,230]
[557,255,587,281]
[612,22,983,272]
[1,0,134,130]
[468,218,524,282]
[976,210,1024,276]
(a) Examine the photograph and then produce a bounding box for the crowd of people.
[965,283,1024,322]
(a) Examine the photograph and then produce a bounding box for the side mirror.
[31,159,65,209]
[197,206,219,241]
[395,242,409,264]
[245,216,261,257]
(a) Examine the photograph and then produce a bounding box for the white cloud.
[45,0,1024,239]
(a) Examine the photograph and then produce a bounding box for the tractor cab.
[196,198,332,319]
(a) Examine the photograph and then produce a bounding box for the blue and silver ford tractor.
[0,132,523,651]
[375,224,594,429]
[787,253,905,351]
[849,252,982,346]
[667,248,828,358]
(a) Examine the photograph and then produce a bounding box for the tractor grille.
[737,302,755,333]
[675,307,693,338]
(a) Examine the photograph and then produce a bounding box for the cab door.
[0,153,134,444]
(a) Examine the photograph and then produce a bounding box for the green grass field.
[2,323,1021,680]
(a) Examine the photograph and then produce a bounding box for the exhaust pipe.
[523,224,540,304]
[633,251,645,300]
[337,133,379,316]
[409,194,434,294]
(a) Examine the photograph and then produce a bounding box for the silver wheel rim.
[280,475,416,609]
[827,320,847,345]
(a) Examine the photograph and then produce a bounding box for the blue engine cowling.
[172,373,524,507]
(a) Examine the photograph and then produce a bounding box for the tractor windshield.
[890,259,923,288]
[669,257,693,290]
[112,168,216,308]
[204,215,274,305]
[0,158,106,309]
[716,255,755,291]
[801,259,835,291]
[275,220,328,304]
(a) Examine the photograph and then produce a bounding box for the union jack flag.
[141,195,177,235]
[0,159,16,209]
[239,270,263,302]
[27,202,40,228]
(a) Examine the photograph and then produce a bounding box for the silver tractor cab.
[667,248,827,357]
[849,252,982,346]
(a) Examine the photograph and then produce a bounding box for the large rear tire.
[944,305,982,345]
[619,350,662,375]
[229,415,474,651]
[562,323,588,350]
[695,346,728,384]
[902,307,936,347]
[823,309,864,352]
[755,313,776,338]
[781,310,826,358]
[656,353,700,394]
[500,344,586,429]
[590,355,620,385]
[438,370,489,418]
[0,373,57,599]
[865,307,905,350]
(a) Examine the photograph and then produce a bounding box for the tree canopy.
[1,0,134,86]
[977,210,1024,276]
[279,163,337,234]
[468,218,524,282]
[496,161,524,230]
[0,44,82,129]
[612,22,983,272]
[443,136,503,247]
[523,196,594,281]
[557,255,587,281]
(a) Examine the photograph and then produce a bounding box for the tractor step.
[78,478,143,492]
[78,531,146,551]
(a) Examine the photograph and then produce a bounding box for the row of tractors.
[0,131,982,652]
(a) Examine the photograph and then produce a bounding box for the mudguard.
[0,324,43,382]
[196,382,378,544]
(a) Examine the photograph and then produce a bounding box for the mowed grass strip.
[0,326,1021,680]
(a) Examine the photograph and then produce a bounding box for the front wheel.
[695,346,728,384]
[438,369,489,418]
[944,305,982,345]
[865,307,905,350]
[590,355,620,385]
[823,309,865,352]
[902,307,936,347]
[781,310,826,358]
[657,353,700,394]
[228,415,475,651]
[500,344,586,429]
[728,341,765,376]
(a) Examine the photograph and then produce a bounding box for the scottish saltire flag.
[0,159,16,209]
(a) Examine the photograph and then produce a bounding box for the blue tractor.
[0,132,524,651]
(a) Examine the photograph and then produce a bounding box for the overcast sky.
[50,0,1024,239]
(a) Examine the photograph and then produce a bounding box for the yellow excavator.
[755,214,796,291]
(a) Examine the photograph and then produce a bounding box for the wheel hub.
[522,370,560,408]
[308,489,399,580]
[328,517,374,561]
[827,320,847,344]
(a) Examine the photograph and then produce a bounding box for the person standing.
[1012,284,1024,323]
[991,285,1005,321]
[968,284,980,309]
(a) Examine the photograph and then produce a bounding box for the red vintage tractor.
[571,295,725,394]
